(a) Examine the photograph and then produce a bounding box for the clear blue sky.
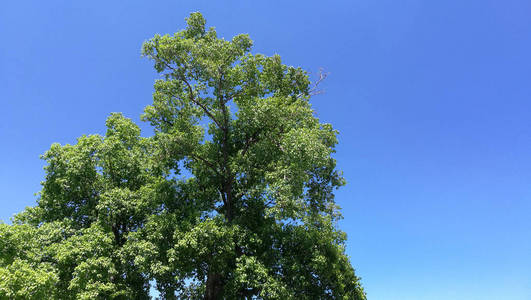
[1,1,530,299]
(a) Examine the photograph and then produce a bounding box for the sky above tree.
[1,1,530,299]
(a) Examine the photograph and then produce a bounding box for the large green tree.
[0,13,365,299]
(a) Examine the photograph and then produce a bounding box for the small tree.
[0,12,365,299]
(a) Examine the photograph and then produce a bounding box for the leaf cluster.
[1,12,365,300]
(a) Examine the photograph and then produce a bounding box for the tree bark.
[204,272,223,300]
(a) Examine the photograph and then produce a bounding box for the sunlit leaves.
[1,12,365,299]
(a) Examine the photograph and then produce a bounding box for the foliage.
[1,12,365,299]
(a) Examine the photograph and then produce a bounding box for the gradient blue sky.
[1,1,530,299]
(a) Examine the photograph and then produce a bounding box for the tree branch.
[241,130,261,157]
[300,68,329,98]
[167,133,221,177]
[188,153,221,177]
[156,56,224,129]
[218,70,234,222]
[179,75,224,129]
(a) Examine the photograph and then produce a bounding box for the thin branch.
[218,70,235,222]
[218,189,227,206]
[168,134,221,177]
[225,88,245,102]
[241,130,261,157]
[307,67,329,97]
[159,114,175,128]
[156,57,224,129]
[188,153,222,177]
[180,75,224,129]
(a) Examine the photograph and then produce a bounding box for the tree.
[0,12,366,299]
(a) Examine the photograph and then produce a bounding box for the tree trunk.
[204,272,223,300]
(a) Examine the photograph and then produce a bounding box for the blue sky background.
[1,1,530,299]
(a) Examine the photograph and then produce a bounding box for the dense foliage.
[0,13,365,299]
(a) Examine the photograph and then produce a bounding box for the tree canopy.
[0,12,366,299]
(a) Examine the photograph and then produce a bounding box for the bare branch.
[308,68,329,97]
